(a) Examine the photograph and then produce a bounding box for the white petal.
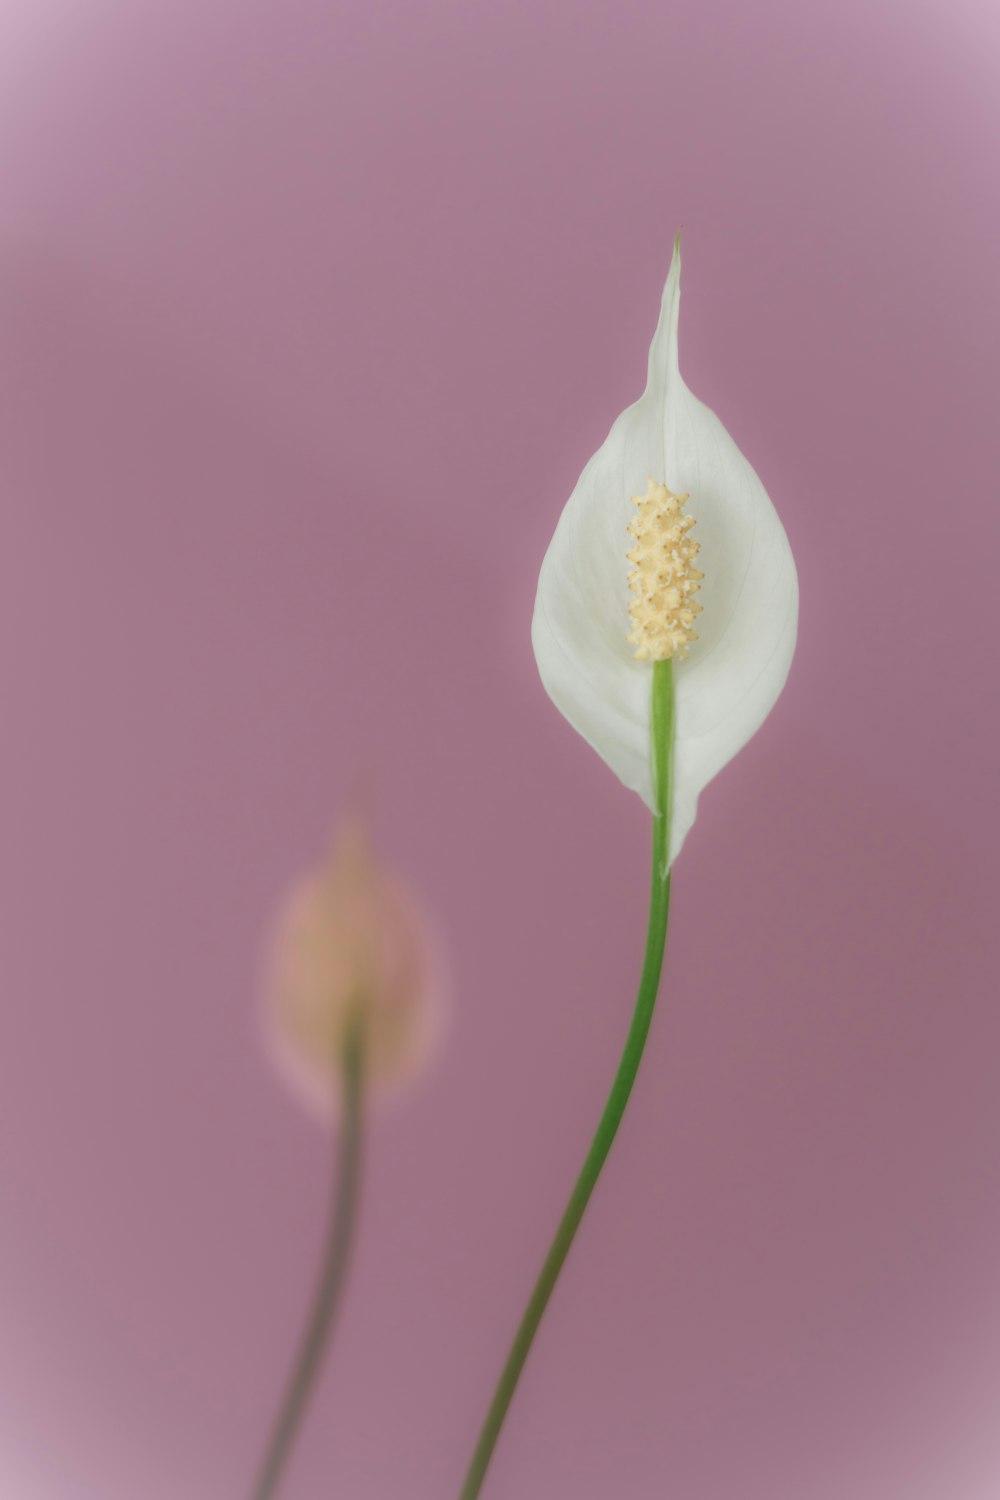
[532,240,798,864]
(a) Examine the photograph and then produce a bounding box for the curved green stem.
[459,659,675,1500]
[250,1018,365,1500]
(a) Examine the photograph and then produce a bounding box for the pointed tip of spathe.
[667,228,682,292]
[643,229,684,394]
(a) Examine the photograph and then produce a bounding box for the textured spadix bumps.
[532,239,798,864]
[626,479,703,661]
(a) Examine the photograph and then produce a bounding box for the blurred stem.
[459,659,675,1500]
[250,1015,365,1500]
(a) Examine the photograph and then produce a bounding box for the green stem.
[459,659,675,1500]
[250,1018,365,1500]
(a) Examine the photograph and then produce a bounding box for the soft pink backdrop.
[2,2,999,1497]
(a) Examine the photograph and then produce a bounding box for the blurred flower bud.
[264,813,443,1120]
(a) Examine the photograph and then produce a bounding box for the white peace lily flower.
[531,237,798,865]
[464,240,798,1498]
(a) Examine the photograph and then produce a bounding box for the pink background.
[2,2,999,1497]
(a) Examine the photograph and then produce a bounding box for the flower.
[531,237,798,864]
[263,811,443,1121]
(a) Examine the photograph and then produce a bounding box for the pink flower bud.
[263,815,443,1121]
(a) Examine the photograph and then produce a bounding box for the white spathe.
[531,240,798,865]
